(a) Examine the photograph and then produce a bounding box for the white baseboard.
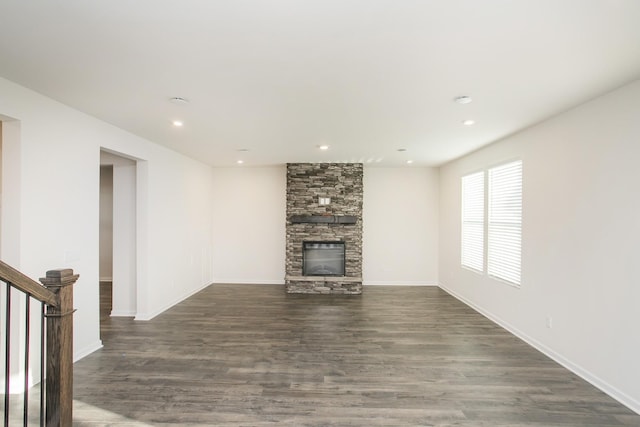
[212,280,285,285]
[135,282,211,321]
[110,310,136,317]
[1,373,36,394]
[210,280,439,286]
[0,340,103,391]
[364,281,438,286]
[439,283,640,415]
[210,280,438,286]
[74,340,103,362]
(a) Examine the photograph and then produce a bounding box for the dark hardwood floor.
[70,283,640,426]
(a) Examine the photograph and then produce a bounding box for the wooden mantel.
[289,215,357,224]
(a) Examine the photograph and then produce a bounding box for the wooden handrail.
[0,260,58,307]
[2,263,78,426]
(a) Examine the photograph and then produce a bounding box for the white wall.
[363,167,439,285]
[439,79,640,412]
[0,118,20,266]
[211,167,286,284]
[210,166,440,286]
[105,141,215,322]
[0,76,215,360]
[0,121,3,245]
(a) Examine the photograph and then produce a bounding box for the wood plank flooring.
[70,284,640,426]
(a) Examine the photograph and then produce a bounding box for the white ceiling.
[1,0,639,167]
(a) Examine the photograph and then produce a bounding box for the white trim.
[1,375,33,394]
[439,283,640,415]
[134,282,211,321]
[110,310,136,317]
[364,281,438,286]
[210,280,438,286]
[99,276,112,282]
[212,279,285,285]
[74,340,103,363]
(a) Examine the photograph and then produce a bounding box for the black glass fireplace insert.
[302,241,345,276]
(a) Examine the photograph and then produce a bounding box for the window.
[488,160,522,285]
[461,171,484,272]
[461,160,522,286]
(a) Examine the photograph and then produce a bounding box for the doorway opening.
[99,150,137,340]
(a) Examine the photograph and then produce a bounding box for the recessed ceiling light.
[237,160,244,164]
[407,160,414,164]
[462,119,475,126]
[169,97,190,105]
[455,96,473,104]
[318,145,329,150]
[172,120,184,127]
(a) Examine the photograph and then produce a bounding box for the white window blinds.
[461,171,484,272]
[487,160,522,286]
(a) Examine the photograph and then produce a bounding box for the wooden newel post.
[40,269,79,427]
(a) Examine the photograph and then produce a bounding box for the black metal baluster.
[40,301,45,427]
[4,284,11,427]
[23,296,31,426]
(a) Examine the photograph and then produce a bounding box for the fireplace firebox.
[302,241,345,276]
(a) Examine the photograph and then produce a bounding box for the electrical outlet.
[546,316,553,329]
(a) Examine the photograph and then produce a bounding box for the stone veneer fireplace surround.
[285,163,363,294]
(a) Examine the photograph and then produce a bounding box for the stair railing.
[1,260,78,426]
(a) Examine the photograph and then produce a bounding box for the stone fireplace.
[285,163,363,294]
